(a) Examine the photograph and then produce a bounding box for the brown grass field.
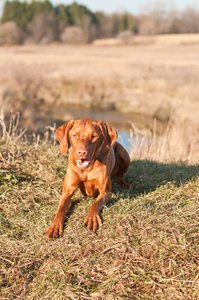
[1,39,199,299]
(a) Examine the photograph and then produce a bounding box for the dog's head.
[56,118,118,169]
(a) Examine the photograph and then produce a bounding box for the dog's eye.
[91,134,96,140]
[72,134,78,139]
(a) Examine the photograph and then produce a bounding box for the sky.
[51,0,199,14]
[0,0,199,16]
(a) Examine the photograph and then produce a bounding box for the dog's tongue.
[76,157,92,168]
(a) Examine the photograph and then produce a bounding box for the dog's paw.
[43,221,64,238]
[84,212,102,233]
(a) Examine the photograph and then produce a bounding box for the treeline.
[0,0,199,45]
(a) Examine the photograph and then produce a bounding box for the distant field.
[155,33,199,45]
[0,40,199,137]
[94,33,199,46]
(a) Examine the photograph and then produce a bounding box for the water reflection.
[117,129,131,152]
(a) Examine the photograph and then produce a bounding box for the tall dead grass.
[0,111,57,166]
[129,119,199,164]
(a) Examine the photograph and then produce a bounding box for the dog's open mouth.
[76,157,92,169]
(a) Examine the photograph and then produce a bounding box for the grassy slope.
[1,134,199,300]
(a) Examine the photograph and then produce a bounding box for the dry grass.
[1,113,199,299]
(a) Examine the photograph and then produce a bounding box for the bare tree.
[60,26,86,43]
[180,6,199,33]
[0,21,23,45]
[25,13,58,44]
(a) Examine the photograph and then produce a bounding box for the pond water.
[116,129,131,152]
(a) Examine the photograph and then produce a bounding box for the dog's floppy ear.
[98,121,118,156]
[55,120,74,154]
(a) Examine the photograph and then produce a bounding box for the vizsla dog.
[44,118,131,238]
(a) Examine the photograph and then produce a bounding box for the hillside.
[1,114,199,299]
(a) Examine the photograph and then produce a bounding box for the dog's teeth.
[76,157,91,168]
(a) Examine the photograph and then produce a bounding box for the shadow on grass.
[113,159,199,199]
[62,160,199,227]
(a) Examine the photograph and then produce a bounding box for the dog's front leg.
[84,182,112,233]
[44,173,78,238]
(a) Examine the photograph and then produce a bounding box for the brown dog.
[44,118,131,238]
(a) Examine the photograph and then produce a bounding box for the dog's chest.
[78,164,103,182]
[78,166,103,197]
[83,180,99,198]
